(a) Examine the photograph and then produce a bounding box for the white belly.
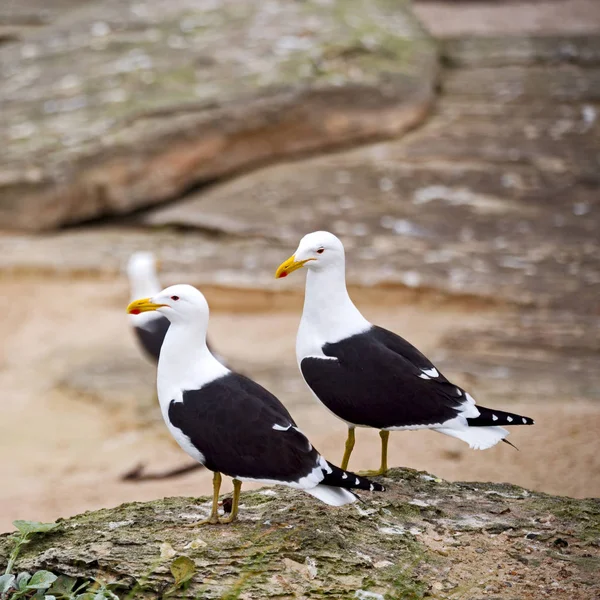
[165,420,206,465]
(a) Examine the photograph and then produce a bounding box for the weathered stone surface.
[0,0,436,231]
[413,0,600,37]
[438,311,600,407]
[441,34,600,68]
[139,39,599,314]
[0,469,598,599]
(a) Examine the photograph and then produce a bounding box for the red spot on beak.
[131,308,141,315]
[279,271,288,278]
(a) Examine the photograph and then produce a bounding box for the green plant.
[1,521,65,600]
[1,520,197,600]
[162,556,196,598]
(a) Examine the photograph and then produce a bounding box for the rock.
[0,468,598,599]
[413,0,600,37]
[440,34,600,68]
[0,0,436,231]
[143,35,600,313]
[439,311,600,406]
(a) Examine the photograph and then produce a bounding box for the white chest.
[296,319,329,362]
[158,387,207,465]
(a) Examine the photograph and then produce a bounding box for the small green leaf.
[74,594,96,600]
[16,572,31,590]
[13,521,58,536]
[0,574,15,595]
[44,596,57,600]
[170,556,195,586]
[27,571,58,590]
[49,574,77,595]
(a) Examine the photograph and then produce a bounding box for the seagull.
[126,251,227,366]
[127,252,170,363]
[275,231,535,476]
[127,284,384,524]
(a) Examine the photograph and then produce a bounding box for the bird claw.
[183,515,220,527]
[218,514,237,524]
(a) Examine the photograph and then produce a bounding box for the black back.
[300,326,465,429]
[168,373,322,481]
[134,315,170,363]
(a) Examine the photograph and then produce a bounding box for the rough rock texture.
[0,469,598,599]
[139,34,600,314]
[0,0,436,230]
[413,0,600,37]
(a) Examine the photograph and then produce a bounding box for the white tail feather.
[434,425,509,450]
[305,484,357,506]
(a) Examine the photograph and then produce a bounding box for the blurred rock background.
[0,0,599,532]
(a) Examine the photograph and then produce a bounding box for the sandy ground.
[0,277,599,534]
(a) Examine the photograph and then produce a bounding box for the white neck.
[157,319,229,416]
[297,266,370,360]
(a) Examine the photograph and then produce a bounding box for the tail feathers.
[322,462,385,493]
[434,424,509,450]
[305,485,357,506]
[502,438,519,451]
[468,406,534,427]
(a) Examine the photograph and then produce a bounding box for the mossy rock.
[1,468,598,598]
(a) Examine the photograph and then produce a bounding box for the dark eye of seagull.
[316,248,325,254]
[171,295,179,301]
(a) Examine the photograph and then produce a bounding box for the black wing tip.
[323,462,386,493]
[467,408,536,428]
[351,472,386,493]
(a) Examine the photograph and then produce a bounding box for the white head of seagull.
[130,283,209,326]
[127,284,229,396]
[127,251,161,300]
[276,232,370,352]
[282,230,346,274]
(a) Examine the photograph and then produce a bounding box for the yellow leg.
[340,427,356,471]
[187,471,221,526]
[380,430,389,474]
[359,430,390,477]
[219,479,242,524]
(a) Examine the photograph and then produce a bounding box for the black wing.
[167,373,321,482]
[300,326,465,429]
[133,315,170,363]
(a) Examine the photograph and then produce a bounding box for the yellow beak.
[127,297,167,315]
[275,255,314,279]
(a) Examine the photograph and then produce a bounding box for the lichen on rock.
[0,0,436,230]
[1,468,598,598]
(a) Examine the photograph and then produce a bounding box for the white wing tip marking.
[492,414,498,421]
[355,478,360,485]
[370,484,374,491]
[419,373,430,380]
[272,423,291,431]
[422,367,439,378]
[522,417,527,424]
[342,472,348,479]
[506,416,513,422]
